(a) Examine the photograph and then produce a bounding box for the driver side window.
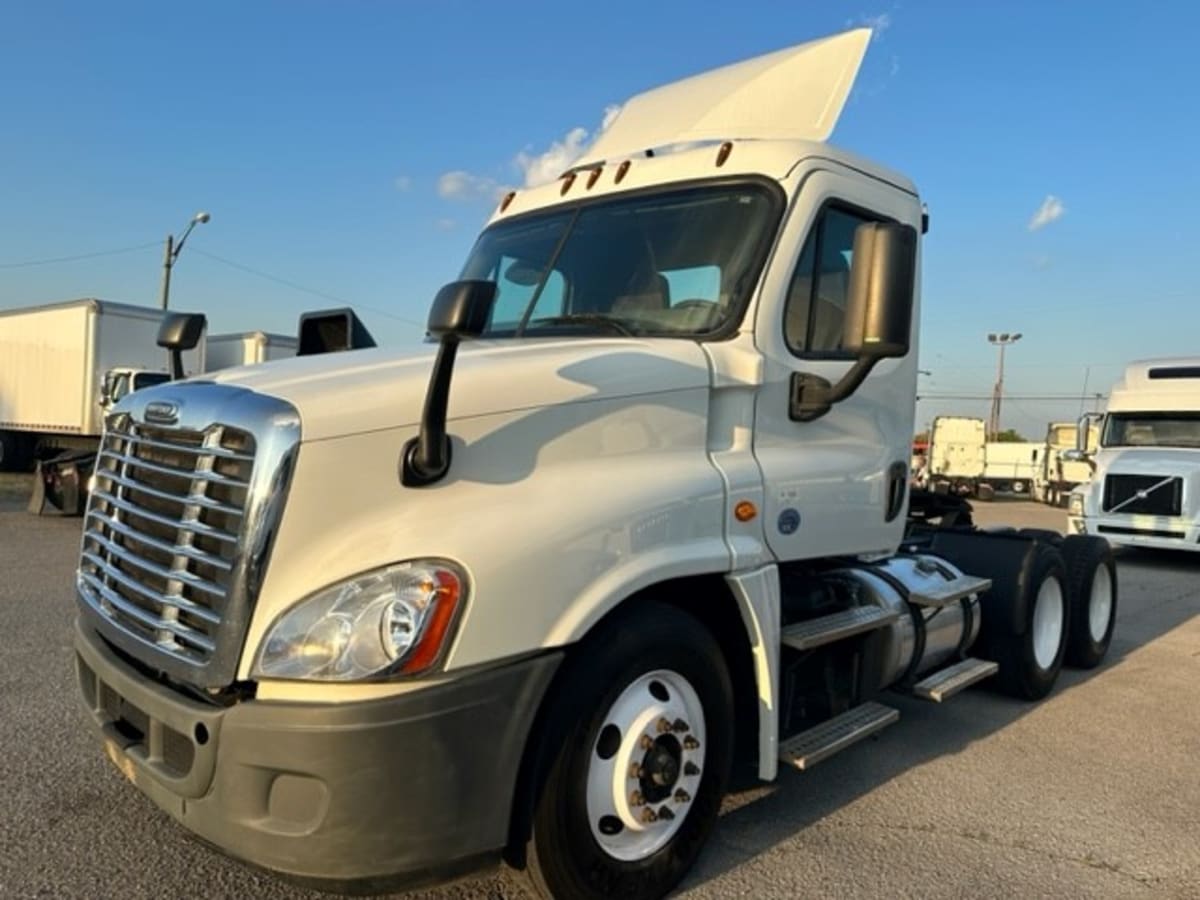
[489,256,567,328]
[784,205,877,357]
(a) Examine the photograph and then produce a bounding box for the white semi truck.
[1068,358,1200,551]
[1033,420,1097,507]
[72,31,1119,899]
[0,299,205,470]
[927,415,1037,498]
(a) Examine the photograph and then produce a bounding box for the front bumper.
[1071,515,1200,552]
[74,620,561,891]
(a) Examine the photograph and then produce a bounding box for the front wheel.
[519,603,733,900]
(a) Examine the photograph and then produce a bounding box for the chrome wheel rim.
[585,669,706,862]
[1088,565,1113,644]
[1032,576,1065,670]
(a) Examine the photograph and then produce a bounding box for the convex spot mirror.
[841,221,917,360]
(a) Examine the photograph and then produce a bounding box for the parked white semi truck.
[0,299,204,470]
[1033,421,1097,507]
[927,415,1036,498]
[72,31,1119,900]
[1068,358,1200,551]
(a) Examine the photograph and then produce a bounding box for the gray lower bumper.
[74,620,561,891]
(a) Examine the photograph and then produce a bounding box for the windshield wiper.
[527,314,638,336]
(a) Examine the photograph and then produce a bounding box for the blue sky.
[3,1,1198,437]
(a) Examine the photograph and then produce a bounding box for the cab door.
[752,166,922,561]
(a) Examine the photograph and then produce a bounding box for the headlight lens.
[254,560,465,681]
[1068,492,1085,516]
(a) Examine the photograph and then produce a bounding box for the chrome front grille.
[76,385,301,690]
[80,421,255,663]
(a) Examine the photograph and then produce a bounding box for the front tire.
[520,603,733,900]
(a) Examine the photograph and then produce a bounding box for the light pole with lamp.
[159,211,211,310]
[987,332,1021,439]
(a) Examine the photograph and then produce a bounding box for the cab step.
[778,701,899,771]
[911,657,998,702]
[780,606,900,652]
[909,574,992,608]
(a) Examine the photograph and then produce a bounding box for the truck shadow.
[678,551,1200,894]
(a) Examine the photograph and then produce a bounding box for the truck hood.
[203,338,713,441]
[1098,447,1200,475]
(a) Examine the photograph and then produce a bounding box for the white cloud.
[394,175,412,192]
[849,12,892,35]
[436,170,507,202]
[436,105,623,202]
[1028,195,1065,231]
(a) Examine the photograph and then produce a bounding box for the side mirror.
[297,308,377,355]
[842,222,917,359]
[790,222,917,422]
[401,280,497,487]
[1073,412,1103,453]
[157,312,207,379]
[426,279,495,339]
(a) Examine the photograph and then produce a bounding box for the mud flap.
[29,450,95,516]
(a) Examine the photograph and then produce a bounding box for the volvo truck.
[1068,359,1200,551]
[71,30,1119,899]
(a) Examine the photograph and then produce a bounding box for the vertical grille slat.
[78,418,255,667]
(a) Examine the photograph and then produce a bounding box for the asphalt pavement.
[1,485,1197,899]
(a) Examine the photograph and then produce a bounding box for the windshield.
[1102,412,1200,449]
[460,182,781,338]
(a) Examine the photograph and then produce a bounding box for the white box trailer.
[0,299,205,469]
[928,416,986,494]
[1069,359,1200,551]
[205,331,298,371]
[981,441,1040,495]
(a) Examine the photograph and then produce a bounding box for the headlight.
[1068,492,1085,516]
[254,560,466,681]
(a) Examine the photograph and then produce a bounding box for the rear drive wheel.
[519,604,733,900]
[1061,536,1117,668]
[993,544,1069,700]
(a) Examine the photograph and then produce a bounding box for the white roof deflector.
[577,28,872,166]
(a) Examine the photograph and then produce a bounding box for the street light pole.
[987,332,1022,440]
[159,211,211,310]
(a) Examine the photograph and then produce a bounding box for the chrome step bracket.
[778,702,899,771]
[912,657,999,703]
[909,575,992,608]
[780,606,900,652]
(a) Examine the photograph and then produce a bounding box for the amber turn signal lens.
[734,501,757,522]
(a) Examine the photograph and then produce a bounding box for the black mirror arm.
[170,350,185,381]
[401,337,460,486]
[790,357,878,422]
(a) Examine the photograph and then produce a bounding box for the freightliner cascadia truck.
[72,29,1119,900]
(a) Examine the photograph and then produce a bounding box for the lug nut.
[656,717,672,734]
[629,762,643,779]
[640,807,658,824]
[630,790,644,807]
[657,805,675,821]
[684,761,700,777]
[683,735,700,750]
[639,734,654,750]
[674,788,691,803]
[672,718,690,733]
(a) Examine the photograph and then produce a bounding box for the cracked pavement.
[1,492,1196,899]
